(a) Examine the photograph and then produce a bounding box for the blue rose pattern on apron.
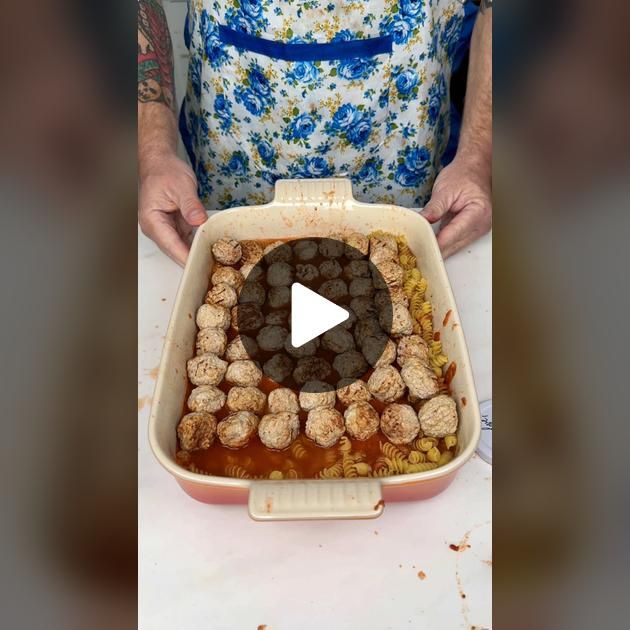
[179,0,478,209]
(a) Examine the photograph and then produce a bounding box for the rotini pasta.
[342,454,358,478]
[286,469,299,479]
[291,441,308,460]
[353,462,372,476]
[269,470,284,480]
[380,441,406,460]
[406,462,439,473]
[438,451,454,466]
[444,434,458,450]
[408,450,426,464]
[338,436,352,454]
[426,447,441,463]
[415,437,439,452]
[384,456,409,474]
[224,465,251,479]
[316,460,344,479]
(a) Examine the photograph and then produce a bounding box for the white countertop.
[139,221,492,630]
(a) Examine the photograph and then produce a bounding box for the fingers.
[177,192,208,227]
[421,188,452,223]
[437,203,491,258]
[140,211,190,267]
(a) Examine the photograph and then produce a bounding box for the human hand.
[138,151,207,266]
[421,157,492,258]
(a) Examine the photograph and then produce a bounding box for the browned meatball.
[349,277,374,298]
[267,388,299,414]
[343,259,371,280]
[212,266,244,290]
[336,378,372,406]
[187,386,226,414]
[195,327,228,356]
[196,304,231,330]
[321,327,355,354]
[295,263,319,284]
[333,350,368,379]
[239,281,266,306]
[263,241,293,264]
[265,309,289,326]
[231,303,264,332]
[397,335,430,367]
[339,306,356,330]
[375,287,409,310]
[225,360,263,387]
[239,262,263,282]
[354,316,382,348]
[263,354,294,383]
[240,240,263,264]
[285,336,319,358]
[293,357,332,384]
[380,403,420,445]
[258,412,300,449]
[386,302,414,337]
[401,359,438,400]
[350,296,377,320]
[268,286,290,308]
[319,236,345,258]
[212,238,242,266]
[344,233,369,259]
[187,354,228,386]
[372,260,404,290]
[367,365,406,403]
[319,278,348,301]
[319,259,342,279]
[217,411,258,448]
[344,401,379,440]
[256,325,289,352]
[306,408,345,447]
[293,240,318,261]
[267,261,294,287]
[226,386,266,414]
[362,335,396,367]
[225,335,258,361]
[177,412,217,451]
[299,381,336,411]
[418,395,458,437]
[205,283,238,308]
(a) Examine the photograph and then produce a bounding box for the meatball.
[306,408,345,447]
[205,283,238,308]
[196,304,230,330]
[339,306,357,330]
[375,287,409,310]
[225,360,263,387]
[337,378,372,406]
[344,232,369,259]
[187,385,226,414]
[231,303,264,332]
[397,335,430,367]
[321,327,355,354]
[319,236,345,258]
[367,365,406,403]
[386,302,414,337]
[349,277,374,298]
[240,262,263,282]
[369,234,398,264]
[372,260,404,290]
[380,403,420,445]
[238,281,266,306]
[196,327,227,356]
[299,381,336,411]
[293,239,318,261]
[418,395,459,438]
[187,354,228,386]
[263,354,294,383]
[267,388,299,414]
[319,259,342,279]
[217,411,258,448]
[256,325,289,352]
[240,240,263,264]
[225,335,258,361]
[354,316,382,348]
[264,241,293,264]
[267,261,294,287]
[177,412,217,451]
[258,412,300,450]
[362,335,396,367]
[268,286,290,308]
[211,238,242,266]
[343,259,371,280]
[265,309,289,326]
[319,279,348,302]
[344,401,379,440]
[284,336,319,358]
[212,266,244,290]
[350,296,376,320]
[295,263,319,284]
[333,350,368,379]
[293,357,332,384]
[226,386,266,414]
[401,359,438,400]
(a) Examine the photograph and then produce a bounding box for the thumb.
[421,189,451,223]
[175,183,207,226]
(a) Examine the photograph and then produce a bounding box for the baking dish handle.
[248,479,384,521]
[273,177,355,205]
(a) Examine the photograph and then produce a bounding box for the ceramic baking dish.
[148,178,480,520]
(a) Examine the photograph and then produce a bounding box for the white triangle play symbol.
[291,283,350,348]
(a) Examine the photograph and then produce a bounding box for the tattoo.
[480,0,493,13]
[138,0,175,109]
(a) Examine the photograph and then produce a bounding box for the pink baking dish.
[148,178,481,520]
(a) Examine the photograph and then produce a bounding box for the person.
[138,0,492,266]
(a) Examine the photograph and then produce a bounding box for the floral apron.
[179,0,478,209]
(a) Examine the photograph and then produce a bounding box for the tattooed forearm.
[138,0,175,109]
[480,0,493,13]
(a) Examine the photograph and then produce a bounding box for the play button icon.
[290,283,350,347]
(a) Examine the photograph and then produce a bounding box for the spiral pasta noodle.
[380,441,407,460]
[384,456,409,474]
[342,454,358,478]
[269,470,284,480]
[286,469,299,479]
[408,450,426,464]
[338,436,352,454]
[291,442,308,460]
[426,446,441,463]
[316,460,344,479]
[406,462,439,473]
[224,465,251,479]
[438,451,454,466]
[415,437,439,452]
[444,434,458,450]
